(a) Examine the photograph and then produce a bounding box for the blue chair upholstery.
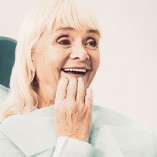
[0,36,17,88]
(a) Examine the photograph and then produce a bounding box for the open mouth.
[61,68,89,76]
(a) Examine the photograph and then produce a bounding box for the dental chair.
[0,36,17,88]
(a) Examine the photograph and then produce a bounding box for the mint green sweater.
[0,105,156,157]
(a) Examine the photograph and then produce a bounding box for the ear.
[31,46,37,73]
[29,46,37,85]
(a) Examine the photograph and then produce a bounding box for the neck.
[37,99,54,108]
[37,84,55,108]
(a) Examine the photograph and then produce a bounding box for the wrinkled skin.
[54,77,92,142]
[34,26,100,142]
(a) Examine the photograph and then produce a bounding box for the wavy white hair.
[2,0,101,119]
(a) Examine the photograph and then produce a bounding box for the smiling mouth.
[61,68,90,76]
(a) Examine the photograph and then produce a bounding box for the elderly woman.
[0,0,156,156]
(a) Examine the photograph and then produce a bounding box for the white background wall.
[0,0,157,131]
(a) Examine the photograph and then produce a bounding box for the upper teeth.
[63,68,87,72]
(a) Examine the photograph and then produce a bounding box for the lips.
[61,67,90,76]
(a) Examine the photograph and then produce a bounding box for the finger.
[76,77,85,103]
[85,88,93,109]
[55,77,68,102]
[66,77,77,100]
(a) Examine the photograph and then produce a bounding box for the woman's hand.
[54,77,93,142]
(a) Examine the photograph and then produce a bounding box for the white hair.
[2,0,101,119]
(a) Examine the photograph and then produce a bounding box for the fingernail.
[87,87,92,93]
[78,77,83,81]
[62,77,68,81]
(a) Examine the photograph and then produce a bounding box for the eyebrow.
[87,29,100,37]
[56,27,74,31]
[56,27,100,36]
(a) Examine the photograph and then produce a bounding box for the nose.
[69,44,89,61]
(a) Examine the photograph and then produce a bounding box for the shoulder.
[0,113,57,156]
[0,84,9,117]
[91,106,157,156]
[0,84,9,101]
[91,105,156,145]
[92,105,140,129]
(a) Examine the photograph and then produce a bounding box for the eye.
[59,39,70,45]
[57,36,71,47]
[85,38,97,49]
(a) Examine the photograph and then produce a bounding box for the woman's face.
[33,25,100,105]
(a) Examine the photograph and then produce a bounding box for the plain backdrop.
[0,0,157,131]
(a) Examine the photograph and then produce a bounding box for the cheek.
[35,47,69,78]
[91,52,100,70]
[46,46,69,64]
